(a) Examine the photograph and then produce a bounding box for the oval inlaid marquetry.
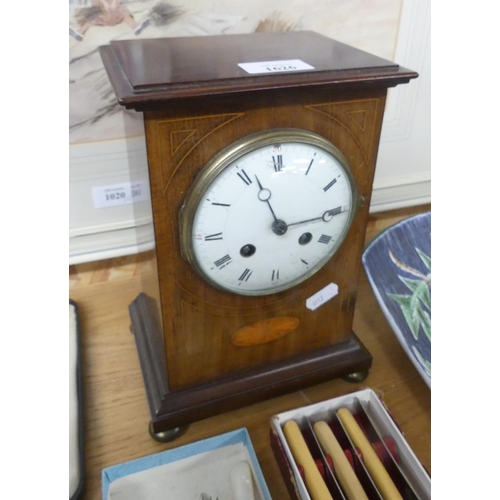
[231,317,300,346]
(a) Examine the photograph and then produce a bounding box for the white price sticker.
[238,59,314,75]
[306,283,339,311]
[92,181,149,209]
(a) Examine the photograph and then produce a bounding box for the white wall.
[69,0,430,264]
[373,0,431,212]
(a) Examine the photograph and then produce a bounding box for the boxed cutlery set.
[271,388,430,500]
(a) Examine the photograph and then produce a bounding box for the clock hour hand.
[287,206,346,228]
[255,175,278,222]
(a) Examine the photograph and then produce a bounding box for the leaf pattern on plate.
[387,246,431,374]
[362,212,431,387]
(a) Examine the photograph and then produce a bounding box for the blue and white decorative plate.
[362,212,431,388]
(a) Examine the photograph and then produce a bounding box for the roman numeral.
[271,269,280,281]
[204,232,223,241]
[272,155,283,172]
[328,206,342,217]
[305,158,314,175]
[211,202,230,207]
[301,259,308,265]
[238,268,253,282]
[214,254,232,268]
[323,178,337,192]
[318,234,332,244]
[237,169,252,185]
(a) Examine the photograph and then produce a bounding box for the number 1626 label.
[238,59,314,75]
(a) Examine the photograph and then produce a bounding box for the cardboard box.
[270,388,430,499]
[102,428,272,499]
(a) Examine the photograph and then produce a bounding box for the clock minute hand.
[287,216,323,227]
[322,206,345,221]
[287,206,346,228]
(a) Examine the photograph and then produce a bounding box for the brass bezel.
[179,128,361,296]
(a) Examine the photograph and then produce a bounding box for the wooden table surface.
[69,204,431,499]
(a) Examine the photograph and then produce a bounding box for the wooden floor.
[70,204,431,499]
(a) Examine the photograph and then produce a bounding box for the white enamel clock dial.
[180,129,359,296]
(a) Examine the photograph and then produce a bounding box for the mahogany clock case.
[99,32,418,433]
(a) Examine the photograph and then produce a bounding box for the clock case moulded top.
[99,31,417,110]
[99,31,418,434]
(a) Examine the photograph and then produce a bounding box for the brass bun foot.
[343,370,369,383]
[148,422,188,443]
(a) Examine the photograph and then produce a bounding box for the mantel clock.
[100,31,418,437]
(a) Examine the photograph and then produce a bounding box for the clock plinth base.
[130,293,372,436]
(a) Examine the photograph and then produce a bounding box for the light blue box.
[102,428,273,499]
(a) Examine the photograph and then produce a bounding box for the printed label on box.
[92,181,150,209]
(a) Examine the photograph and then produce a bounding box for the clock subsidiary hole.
[240,244,256,258]
[299,233,313,245]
